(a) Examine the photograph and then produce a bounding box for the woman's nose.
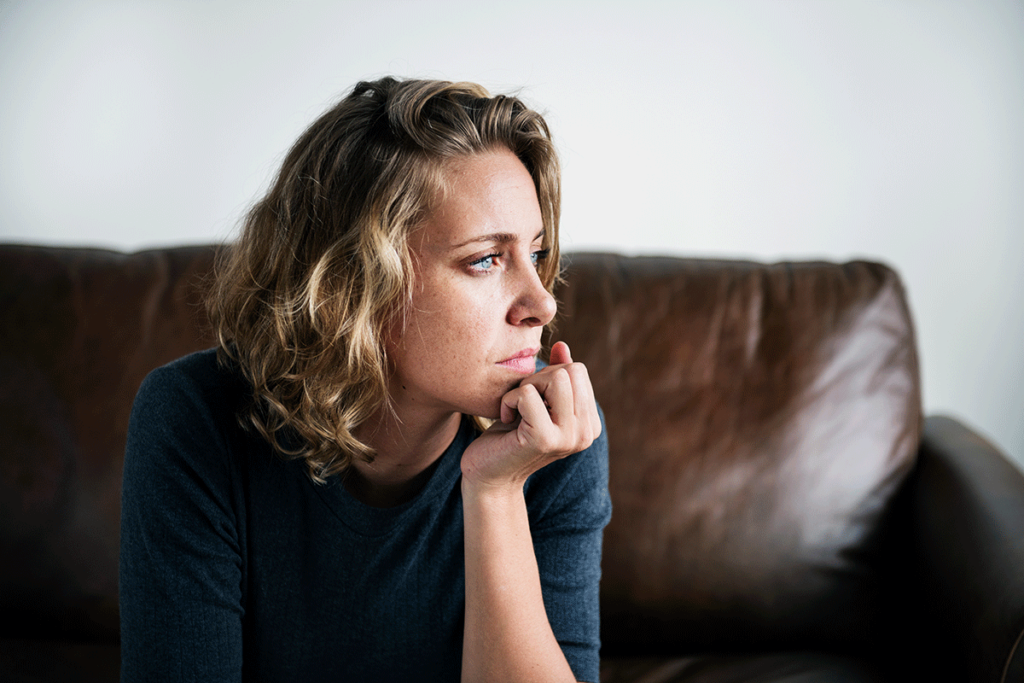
[508,264,557,327]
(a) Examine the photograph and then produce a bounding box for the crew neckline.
[312,415,477,537]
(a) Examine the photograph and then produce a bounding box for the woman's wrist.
[460,473,527,509]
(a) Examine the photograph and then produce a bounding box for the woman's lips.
[497,348,539,374]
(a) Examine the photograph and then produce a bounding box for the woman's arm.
[119,362,245,683]
[461,483,577,682]
[460,342,604,683]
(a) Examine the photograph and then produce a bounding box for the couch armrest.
[911,415,1024,683]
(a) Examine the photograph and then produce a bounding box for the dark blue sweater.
[119,349,610,682]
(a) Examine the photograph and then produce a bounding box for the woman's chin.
[455,379,523,423]
[469,391,508,422]
[474,400,503,422]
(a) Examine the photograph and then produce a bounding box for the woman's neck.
[347,408,462,508]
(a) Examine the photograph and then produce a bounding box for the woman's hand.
[461,341,601,493]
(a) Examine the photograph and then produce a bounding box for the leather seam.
[1001,624,1024,683]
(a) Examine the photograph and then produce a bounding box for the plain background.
[1,0,1021,469]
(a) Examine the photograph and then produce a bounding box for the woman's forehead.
[416,151,543,252]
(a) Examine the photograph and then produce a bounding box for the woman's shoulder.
[136,348,247,414]
[142,346,240,387]
[128,348,254,464]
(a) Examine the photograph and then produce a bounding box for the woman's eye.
[468,254,499,272]
[531,249,550,267]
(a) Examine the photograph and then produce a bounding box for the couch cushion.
[0,638,120,683]
[600,652,884,683]
[550,254,921,654]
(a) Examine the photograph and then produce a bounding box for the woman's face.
[386,147,557,421]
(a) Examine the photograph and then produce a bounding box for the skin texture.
[352,148,600,681]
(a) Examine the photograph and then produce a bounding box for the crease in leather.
[1002,623,1024,683]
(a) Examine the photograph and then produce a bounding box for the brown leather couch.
[1,244,1022,682]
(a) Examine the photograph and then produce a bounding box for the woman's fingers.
[566,362,601,440]
[513,364,597,450]
[516,367,566,416]
[500,369,570,430]
[523,344,595,421]
[529,366,574,429]
[546,342,600,440]
[549,340,572,366]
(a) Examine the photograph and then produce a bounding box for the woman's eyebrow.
[451,230,545,249]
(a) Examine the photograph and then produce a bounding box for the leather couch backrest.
[549,253,921,655]
[0,245,218,640]
[0,246,921,653]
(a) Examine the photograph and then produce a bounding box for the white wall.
[2,0,1021,468]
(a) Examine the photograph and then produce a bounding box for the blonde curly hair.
[206,77,561,482]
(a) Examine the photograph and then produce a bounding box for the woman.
[119,77,610,683]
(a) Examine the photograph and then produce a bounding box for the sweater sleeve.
[119,360,245,683]
[526,406,612,683]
